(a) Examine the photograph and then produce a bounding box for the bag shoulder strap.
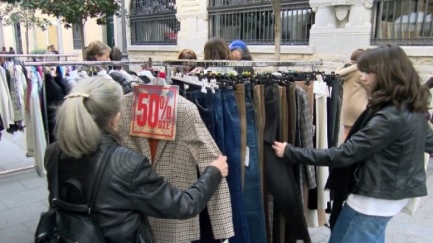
[88,145,117,213]
[48,145,62,203]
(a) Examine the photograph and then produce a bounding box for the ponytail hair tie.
[64,92,90,99]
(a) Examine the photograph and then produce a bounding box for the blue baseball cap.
[229,40,247,51]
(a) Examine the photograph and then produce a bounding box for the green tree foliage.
[0,1,51,54]
[22,0,121,56]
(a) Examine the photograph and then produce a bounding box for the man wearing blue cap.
[229,40,254,74]
[229,40,250,61]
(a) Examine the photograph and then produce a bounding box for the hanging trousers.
[263,84,311,243]
[243,83,267,243]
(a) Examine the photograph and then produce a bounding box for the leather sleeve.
[425,122,433,154]
[125,152,223,220]
[284,113,402,168]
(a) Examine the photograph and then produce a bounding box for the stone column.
[176,0,209,58]
[309,0,373,59]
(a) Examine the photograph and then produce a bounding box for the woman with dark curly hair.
[273,44,433,243]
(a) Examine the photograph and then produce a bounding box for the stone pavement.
[1,133,433,243]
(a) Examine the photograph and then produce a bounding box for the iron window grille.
[371,0,433,46]
[208,0,314,45]
[130,0,179,45]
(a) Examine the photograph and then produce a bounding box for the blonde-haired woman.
[44,76,228,242]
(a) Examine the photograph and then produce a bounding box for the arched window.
[130,0,179,45]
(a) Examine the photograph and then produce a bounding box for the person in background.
[176,49,197,74]
[84,41,111,62]
[7,47,15,61]
[272,44,433,243]
[46,45,55,54]
[109,46,139,94]
[229,39,254,75]
[1,47,7,54]
[45,76,229,242]
[336,48,369,141]
[229,40,252,61]
[203,37,237,74]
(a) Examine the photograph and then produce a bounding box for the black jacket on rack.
[263,84,311,243]
[44,133,223,243]
[109,72,134,95]
[44,73,66,143]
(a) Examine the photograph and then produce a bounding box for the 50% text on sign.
[130,85,179,141]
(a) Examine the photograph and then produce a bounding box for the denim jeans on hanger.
[243,83,267,243]
[184,89,220,243]
[186,89,216,138]
[214,89,225,152]
[221,87,251,243]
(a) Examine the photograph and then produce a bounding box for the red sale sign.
[130,85,179,140]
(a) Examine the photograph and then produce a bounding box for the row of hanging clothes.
[0,59,59,176]
[34,63,159,140]
[0,60,27,140]
[0,59,160,176]
[170,69,343,243]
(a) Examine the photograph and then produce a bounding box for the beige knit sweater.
[336,64,369,126]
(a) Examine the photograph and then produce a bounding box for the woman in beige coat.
[336,49,369,141]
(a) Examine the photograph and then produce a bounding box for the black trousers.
[263,84,311,243]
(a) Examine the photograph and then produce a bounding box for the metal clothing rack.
[0,54,80,57]
[0,54,80,62]
[163,59,323,84]
[0,59,322,176]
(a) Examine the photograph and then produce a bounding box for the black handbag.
[35,145,116,243]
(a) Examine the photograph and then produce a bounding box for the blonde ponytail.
[55,77,123,158]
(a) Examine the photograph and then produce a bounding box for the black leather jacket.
[44,135,223,243]
[109,72,134,95]
[284,105,433,200]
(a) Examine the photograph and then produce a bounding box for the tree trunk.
[25,27,29,54]
[78,21,86,59]
[272,0,281,64]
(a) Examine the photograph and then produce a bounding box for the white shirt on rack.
[0,66,15,124]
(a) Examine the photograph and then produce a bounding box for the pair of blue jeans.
[186,88,250,243]
[329,204,393,243]
[242,83,267,243]
[221,88,251,243]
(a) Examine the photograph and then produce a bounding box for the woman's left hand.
[272,141,288,158]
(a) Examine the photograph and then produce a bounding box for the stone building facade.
[115,0,433,81]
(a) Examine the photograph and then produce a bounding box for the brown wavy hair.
[204,38,231,60]
[357,44,431,113]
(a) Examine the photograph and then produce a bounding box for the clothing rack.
[23,60,163,66]
[0,54,80,57]
[163,59,323,67]
[163,59,323,83]
[0,59,322,177]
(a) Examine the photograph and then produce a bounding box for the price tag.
[130,85,179,141]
